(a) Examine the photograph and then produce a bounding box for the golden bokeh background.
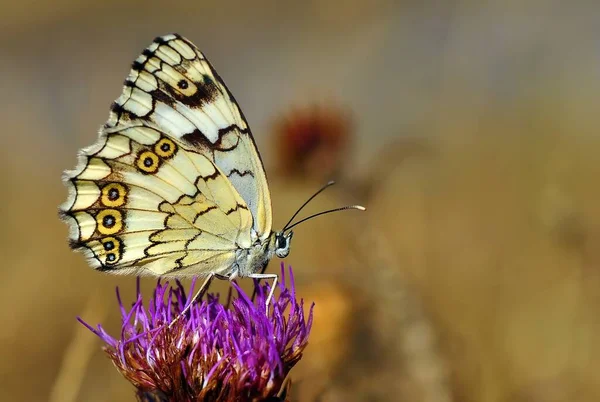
[2,1,600,401]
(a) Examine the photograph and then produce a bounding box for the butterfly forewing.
[61,33,273,276]
[105,33,272,239]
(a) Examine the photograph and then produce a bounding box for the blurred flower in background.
[272,104,352,182]
[78,265,313,402]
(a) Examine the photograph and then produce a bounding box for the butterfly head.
[274,231,294,258]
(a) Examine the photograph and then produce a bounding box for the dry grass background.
[2,0,600,401]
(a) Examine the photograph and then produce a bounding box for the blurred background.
[3,0,600,401]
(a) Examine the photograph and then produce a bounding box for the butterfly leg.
[169,273,218,328]
[251,264,269,302]
[248,273,278,313]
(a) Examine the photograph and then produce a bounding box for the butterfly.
[60,33,364,308]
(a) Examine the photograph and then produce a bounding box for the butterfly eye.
[275,233,292,258]
[136,151,161,173]
[101,183,127,207]
[277,236,286,250]
[154,138,178,159]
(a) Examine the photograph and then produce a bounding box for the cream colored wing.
[105,33,272,240]
[60,125,253,276]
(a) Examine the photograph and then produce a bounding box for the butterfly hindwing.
[105,33,272,239]
[61,124,252,276]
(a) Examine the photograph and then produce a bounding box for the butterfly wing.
[105,33,272,240]
[60,33,271,276]
[61,125,253,276]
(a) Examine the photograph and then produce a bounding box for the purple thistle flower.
[78,264,313,402]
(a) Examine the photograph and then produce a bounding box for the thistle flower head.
[79,265,313,401]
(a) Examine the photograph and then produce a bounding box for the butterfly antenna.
[284,205,366,232]
[282,180,336,231]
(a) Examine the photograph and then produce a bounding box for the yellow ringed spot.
[136,151,160,173]
[100,236,121,264]
[100,236,120,251]
[105,253,118,264]
[154,137,177,159]
[96,209,123,235]
[101,183,127,207]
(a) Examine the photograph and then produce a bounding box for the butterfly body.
[232,230,292,279]
[61,34,291,286]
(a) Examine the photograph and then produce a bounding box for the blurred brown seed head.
[272,105,352,181]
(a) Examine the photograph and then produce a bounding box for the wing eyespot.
[102,238,117,251]
[96,209,123,235]
[99,236,122,265]
[154,137,178,159]
[136,151,161,174]
[101,183,128,207]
